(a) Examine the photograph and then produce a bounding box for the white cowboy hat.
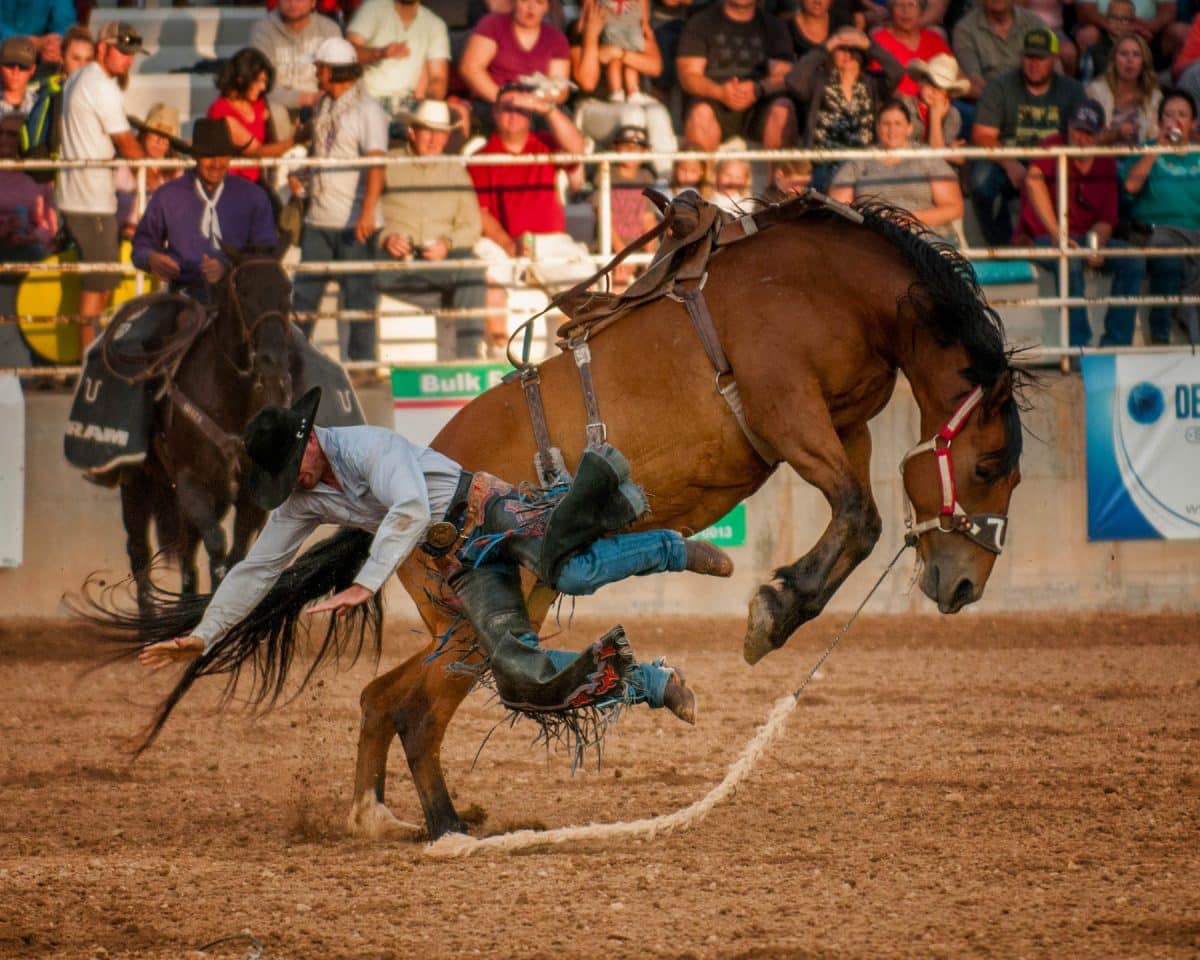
[906,53,971,96]
[398,100,458,132]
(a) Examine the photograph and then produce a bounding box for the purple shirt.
[132,172,277,292]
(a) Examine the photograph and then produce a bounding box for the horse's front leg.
[227,493,265,569]
[174,472,230,590]
[745,421,881,663]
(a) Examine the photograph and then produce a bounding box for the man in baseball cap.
[1021,26,1059,59]
[96,21,146,56]
[0,37,38,118]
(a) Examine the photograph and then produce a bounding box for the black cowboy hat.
[186,117,238,158]
[243,386,322,511]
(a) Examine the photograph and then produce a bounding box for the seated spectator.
[569,0,674,176]
[969,27,1083,244]
[376,99,487,360]
[1079,0,1136,81]
[116,103,181,239]
[594,0,654,103]
[906,52,969,150]
[829,97,962,242]
[0,36,38,118]
[347,0,452,110]
[250,0,343,135]
[668,141,713,198]
[0,113,56,262]
[649,0,704,95]
[208,48,299,190]
[767,157,813,197]
[712,150,752,212]
[459,0,571,114]
[132,119,278,303]
[599,123,658,287]
[786,26,904,190]
[1017,0,1079,75]
[57,21,147,348]
[676,0,797,152]
[1087,33,1161,144]
[469,82,592,332]
[1020,98,1145,346]
[783,0,863,59]
[0,0,73,66]
[1074,0,1184,72]
[290,37,389,364]
[1121,88,1200,344]
[951,0,1048,101]
[871,0,952,104]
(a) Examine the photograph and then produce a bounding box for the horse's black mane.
[783,194,1028,472]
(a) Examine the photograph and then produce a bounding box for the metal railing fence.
[2,140,1199,377]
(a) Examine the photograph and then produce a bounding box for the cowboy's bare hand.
[307,584,374,617]
[200,255,225,284]
[146,251,180,283]
[138,635,204,669]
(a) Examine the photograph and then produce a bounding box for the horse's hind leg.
[745,420,882,663]
[119,469,156,617]
[349,647,477,840]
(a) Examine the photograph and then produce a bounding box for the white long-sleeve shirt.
[194,425,462,650]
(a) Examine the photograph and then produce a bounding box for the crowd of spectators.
[3,0,1200,366]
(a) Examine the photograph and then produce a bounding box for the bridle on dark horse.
[899,385,1008,556]
[220,255,294,384]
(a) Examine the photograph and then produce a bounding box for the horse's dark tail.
[70,528,383,753]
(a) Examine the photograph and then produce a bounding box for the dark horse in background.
[103,243,362,611]
[85,197,1028,842]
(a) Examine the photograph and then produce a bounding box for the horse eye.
[974,463,998,484]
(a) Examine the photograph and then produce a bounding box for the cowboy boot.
[450,564,638,710]
[506,447,647,584]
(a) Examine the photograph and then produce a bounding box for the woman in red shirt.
[207,47,298,186]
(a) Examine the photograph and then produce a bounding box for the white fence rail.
[3,141,1199,374]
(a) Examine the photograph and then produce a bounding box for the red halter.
[899,385,1008,555]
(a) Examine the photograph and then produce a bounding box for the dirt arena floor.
[1,612,1198,959]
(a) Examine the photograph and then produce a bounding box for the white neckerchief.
[194,175,225,246]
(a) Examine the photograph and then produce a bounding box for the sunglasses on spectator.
[1,62,34,70]
[495,103,533,116]
[110,32,143,46]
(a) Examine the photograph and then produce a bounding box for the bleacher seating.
[91,8,261,75]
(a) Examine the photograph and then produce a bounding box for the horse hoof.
[744,589,778,666]
[346,793,423,841]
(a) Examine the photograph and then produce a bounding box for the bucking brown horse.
[84,195,1027,842]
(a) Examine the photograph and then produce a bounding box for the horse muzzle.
[920,560,982,614]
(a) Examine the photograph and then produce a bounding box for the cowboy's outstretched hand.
[307,584,374,617]
[138,635,204,669]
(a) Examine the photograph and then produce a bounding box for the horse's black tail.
[70,528,383,753]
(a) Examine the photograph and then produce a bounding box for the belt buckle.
[425,520,460,552]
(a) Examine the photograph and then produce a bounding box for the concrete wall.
[3,373,1198,620]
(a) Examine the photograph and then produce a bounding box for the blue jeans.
[554,530,687,597]
[376,247,486,360]
[530,639,673,709]
[969,160,1021,246]
[1035,235,1146,346]
[1148,225,1200,345]
[293,225,378,361]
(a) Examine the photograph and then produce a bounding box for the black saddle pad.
[289,325,367,427]
[64,298,187,481]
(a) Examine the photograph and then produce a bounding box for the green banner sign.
[391,364,512,400]
[692,504,746,548]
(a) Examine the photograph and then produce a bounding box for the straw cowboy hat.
[142,103,180,140]
[243,387,322,511]
[397,100,458,132]
[906,53,971,96]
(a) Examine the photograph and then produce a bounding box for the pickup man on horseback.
[138,387,734,721]
[131,117,277,302]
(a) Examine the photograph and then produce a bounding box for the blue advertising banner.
[1084,354,1200,540]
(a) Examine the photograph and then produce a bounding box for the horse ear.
[982,370,1013,417]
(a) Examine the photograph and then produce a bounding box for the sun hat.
[186,117,237,158]
[97,21,146,55]
[311,36,358,66]
[906,53,971,96]
[1067,97,1105,135]
[243,387,323,511]
[398,99,457,131]
[1022,27,1059,59]
[143,103,181,139]
[0,36,36,68]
